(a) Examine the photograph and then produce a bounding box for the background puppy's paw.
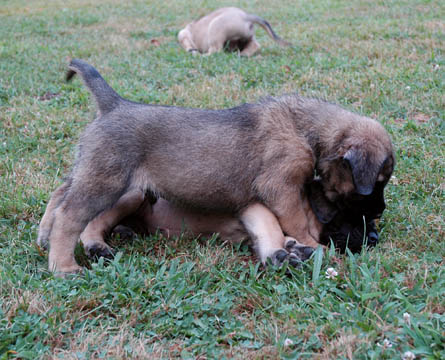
[112,225,135,241]
[36,231,49,250]
[53,266,83,278]
[84,243,115,260]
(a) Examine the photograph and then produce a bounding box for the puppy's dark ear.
[308,181,338,224]
[343,149,379,195]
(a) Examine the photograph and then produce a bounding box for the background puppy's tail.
[66,59,123,115]
[248,15,291,47]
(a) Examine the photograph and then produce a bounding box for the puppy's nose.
[368,231,379,246]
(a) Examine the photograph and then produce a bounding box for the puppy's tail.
[248,15,291,47]
[66,59,123,116]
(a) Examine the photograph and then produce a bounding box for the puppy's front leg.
[239,203,313,266]
[268,190,321,249]
[303,194,323,241]
[205,29,226,55]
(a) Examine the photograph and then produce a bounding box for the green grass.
[0,0,444,358]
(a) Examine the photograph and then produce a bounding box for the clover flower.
[377,338,392,349]
[283,338,294,347]
[325,267,338,279]
[403,312,411,326]
[402,350,415,360]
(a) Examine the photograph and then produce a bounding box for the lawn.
[0,0,444,358]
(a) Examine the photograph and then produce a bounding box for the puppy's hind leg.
[240,38,260,57]
[80,189,147,259]
[47,175,133,275]
[37,181,70,250]
[178,28,198,53]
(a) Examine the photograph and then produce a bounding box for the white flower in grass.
[283,338,294,347]
[325,267,338,279]
[377,338,392,349]
[406,86,411,90]
[403,312,411,325]
[383,339,392,348]
[402,350,415,360]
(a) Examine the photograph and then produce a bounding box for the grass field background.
[0,0,444,358]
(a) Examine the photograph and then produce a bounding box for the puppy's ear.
[308,181,338,224]
[343,149,379,195]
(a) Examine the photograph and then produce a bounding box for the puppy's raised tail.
[248,15,291,47]
[66,59,123,116]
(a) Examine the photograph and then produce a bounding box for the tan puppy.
[73,179,381,265]
[81,199,313,266]
[178,7,290,56]
[40,191,315,267]
[38,60,394,275]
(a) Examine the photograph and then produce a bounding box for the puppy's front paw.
[84,243,115,260]
[270,249,302,267]
[284,238,315,261]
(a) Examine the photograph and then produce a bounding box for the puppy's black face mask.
[337,181,387,220]
[318,213,379,253]
[307,180,382,253]
[224,39,249,52]
[339,152,394,220]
